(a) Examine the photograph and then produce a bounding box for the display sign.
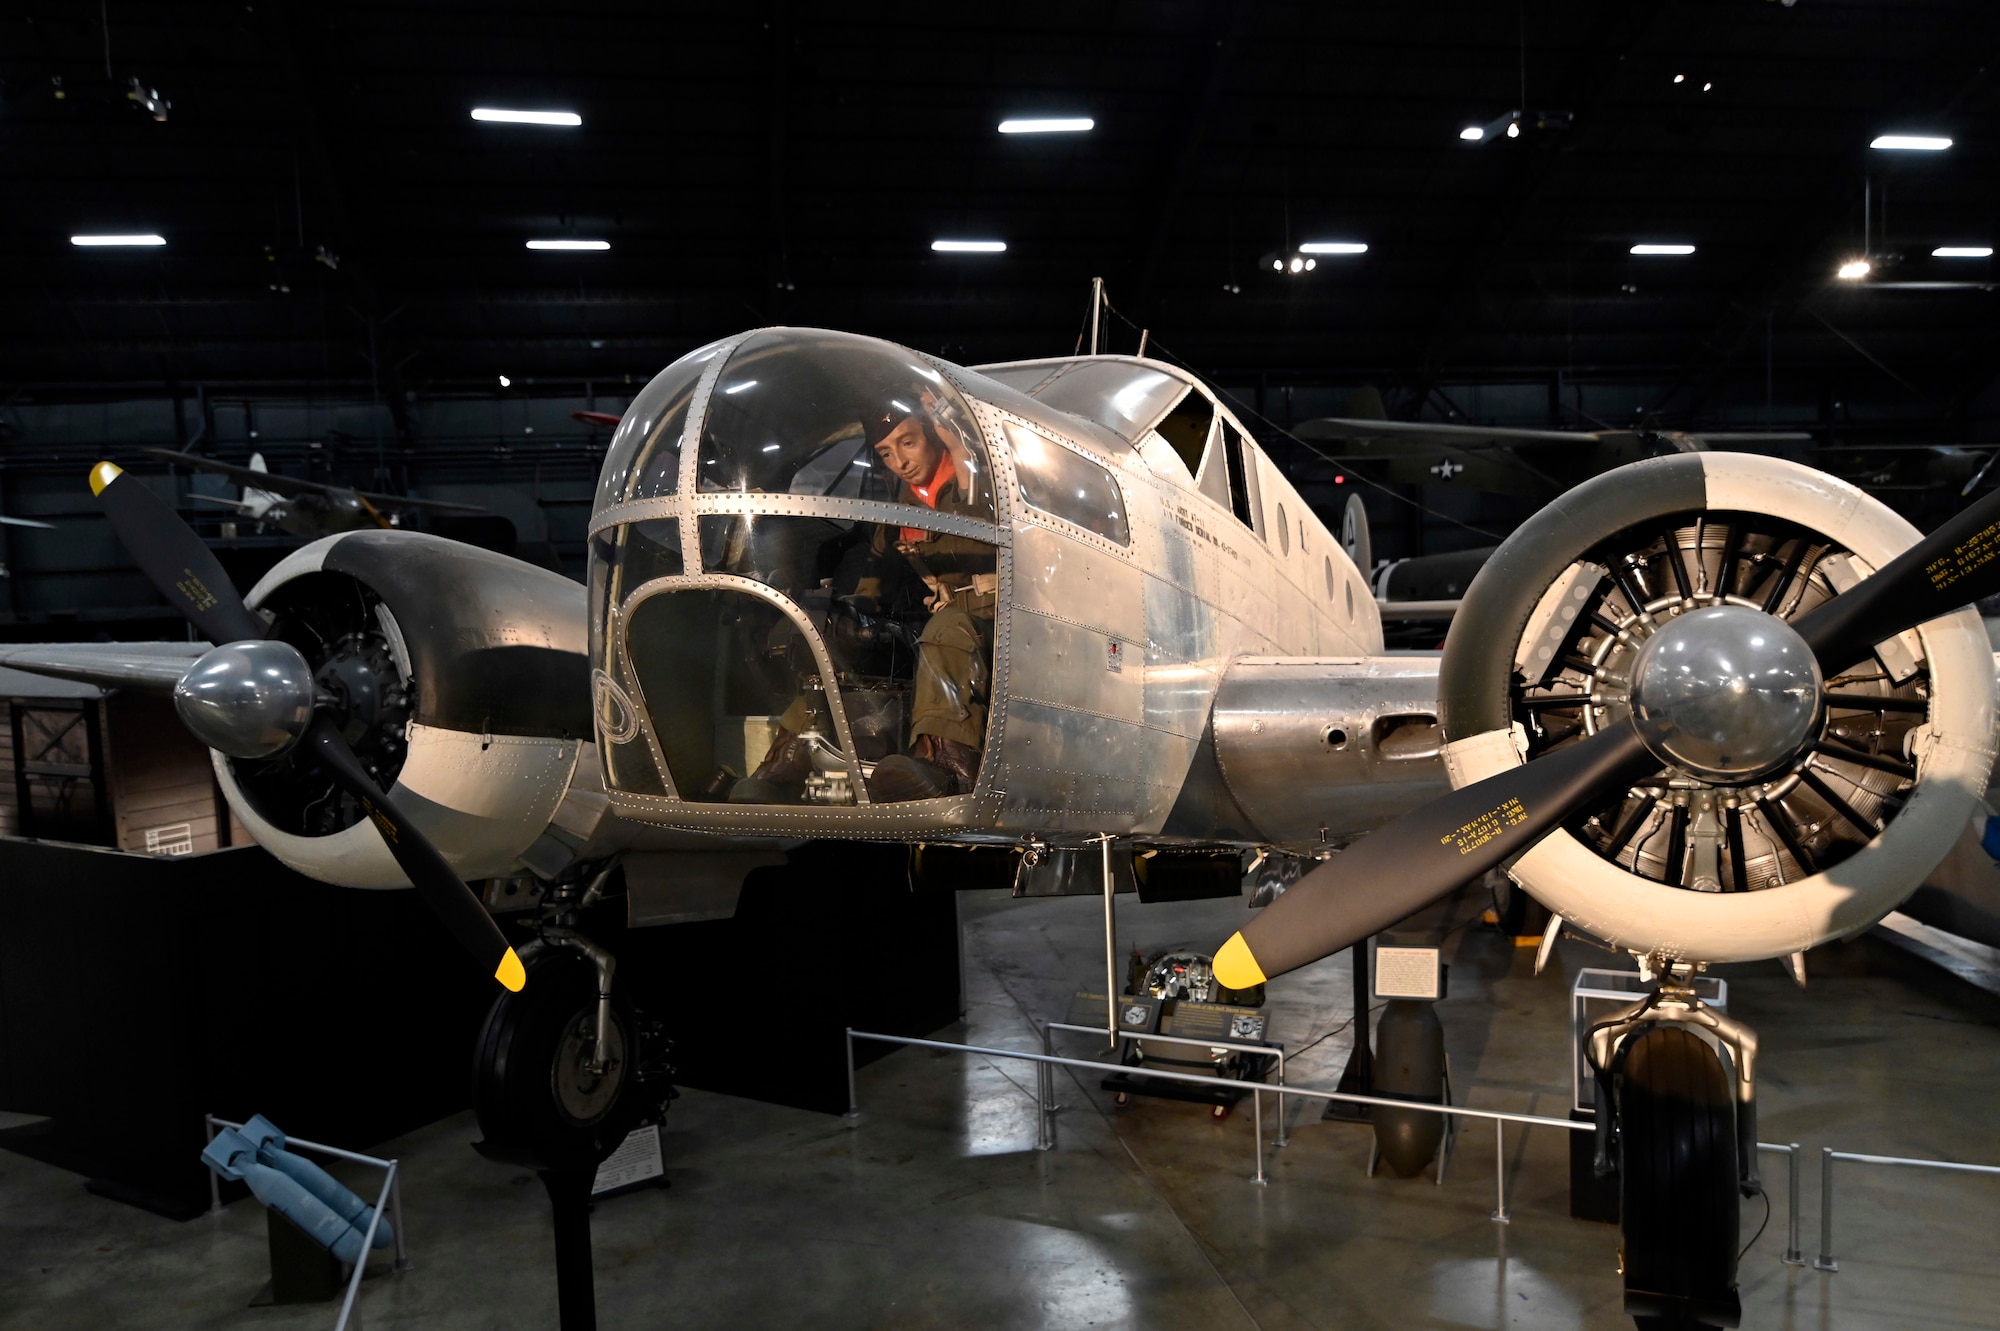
[1115,995,1162,1034]
[592,1122,663,1197]
[1374,945,1444,1000]
[1167,1001,1267,1045]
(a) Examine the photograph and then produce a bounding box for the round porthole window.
[1323,555,1335,600]
[1277,503,1290,555]
[1345,579,1355,622]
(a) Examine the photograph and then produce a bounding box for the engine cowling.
[213,531,591,888]
[1439,452,1996,964]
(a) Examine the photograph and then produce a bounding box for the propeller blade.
[90,461,266,644]
[1213,720,1658,989]
[1790,485,2000,670]
[305,717,525,992]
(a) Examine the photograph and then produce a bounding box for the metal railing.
[202,1114,408,1330]
[1042,1020,1292,1146]
[1814,1145,2000,1272]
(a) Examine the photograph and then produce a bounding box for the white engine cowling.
[1439,452,1996,964]
[213,530,590,889]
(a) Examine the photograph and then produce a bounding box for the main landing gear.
[1588,963,1760,1330]
[471,873,674,1331]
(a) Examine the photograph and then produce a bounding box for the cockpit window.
[1005,423,1130,546]
[1029,361,1189,443]
[696,329,996,523]
[595,337,731,509]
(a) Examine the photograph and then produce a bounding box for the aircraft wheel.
[474,951,642,1172]
[1618,1025,1741,1330]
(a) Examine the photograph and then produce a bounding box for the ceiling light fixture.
[997,117,1093,134]
[498,375,511,387]
[1703,82,1713,92]
[1300,241,1367,255]
[526,239,609,250]
[1673,74,1686,83]
[931,239,1006,253]
[1506,121,1520,138]
[71,233,165,246]
[1630,243,1696,255]
[472,108,582,127]
[1459,126,1484,141]
[1933,246,1993,258]
[1837,259,1872,280]
[1870,134,1951,151]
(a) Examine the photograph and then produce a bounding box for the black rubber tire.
[1618,1024,1741,1330]
[474,951,642,1172]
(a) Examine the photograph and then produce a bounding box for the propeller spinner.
[89,461,526,992]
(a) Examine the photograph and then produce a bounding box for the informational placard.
[1374,945,1443,1000]
[1167,1001,1267,1045]
[591,1122,663,1197]
[1066,990,1111,1029]
[144,822,194,856]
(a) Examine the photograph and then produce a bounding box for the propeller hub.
[1628,605,1822,783]
[173,640,317,759]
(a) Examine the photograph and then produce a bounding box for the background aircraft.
[141,446,487,539]
[8,326,2000,1329]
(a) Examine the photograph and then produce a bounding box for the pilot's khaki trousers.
[910,595,995,750]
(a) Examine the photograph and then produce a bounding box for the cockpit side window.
[1153,390,1214,479]
[1006,423,1130,546]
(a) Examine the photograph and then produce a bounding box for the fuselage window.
[1276,502,1290,555]
[1344,578,1355,622]
[1005,422,1130,546]
[1323,555,1334,601]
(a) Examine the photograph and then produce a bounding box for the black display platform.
[0,837,495,1218]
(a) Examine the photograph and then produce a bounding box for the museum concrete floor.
[6,885,2000,1330]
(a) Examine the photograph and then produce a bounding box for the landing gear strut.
[471,885,674,1331]
[1589,964,1759,1330]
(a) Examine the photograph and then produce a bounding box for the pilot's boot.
[866,734,982,802]
[729,728,811,803]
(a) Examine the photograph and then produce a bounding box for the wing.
[351,489,488,514]
[0,641,210,695]
[141,448,330,500]
[1295,417,1608,446]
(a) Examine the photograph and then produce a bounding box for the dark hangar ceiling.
[3,0,1999,429]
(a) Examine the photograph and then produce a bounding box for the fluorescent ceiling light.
[932,239,1006,253]
[1934,246,1993,258]
[71,233,165,247]
[1630,243,1696,255]
[1870,134,1951,151]
[1459,126,1484,141]
[1299,241,1367,255]
[1837,259,1872,280]
[998,117,1093,134]
[472,108,582,127]
[526,239,609,251]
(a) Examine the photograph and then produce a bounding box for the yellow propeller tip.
[89,461,124,496]
[495,947,526,992]
[1213,932,1268,990]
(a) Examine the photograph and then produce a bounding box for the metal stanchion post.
[1036,1025,1054,1151]
[1813,1147,1838,1271]
[1490,1119,1510,1223]
[203,1115,223,1217]
[1782,1143,1803,1265]
[844,1028,859,1118]
[1101,837,1117,1045]
[1251,1089,1267,1185]
[1274,1051,1289,1149]
[388,1161,410,1273]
